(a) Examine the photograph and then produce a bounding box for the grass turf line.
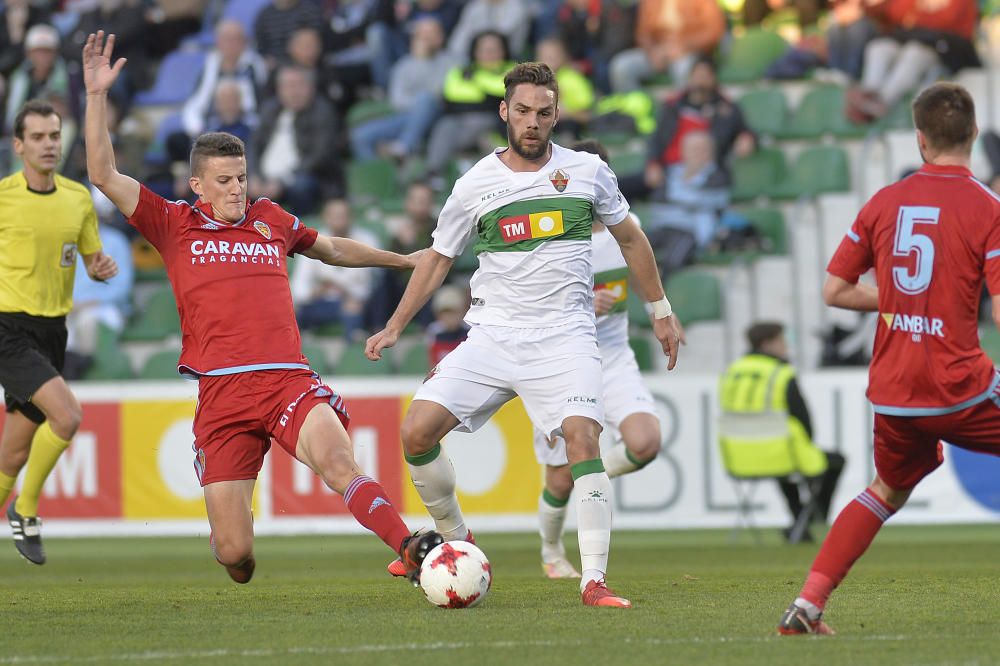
[1,526,998,666]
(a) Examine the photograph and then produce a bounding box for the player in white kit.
[366,63,682,608]
[534,140,673,579]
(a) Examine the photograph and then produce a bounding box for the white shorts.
[533,342,658,466]
[414,320,604,439]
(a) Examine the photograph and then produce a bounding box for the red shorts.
[192,369,350,486]
[874,393,1000,490]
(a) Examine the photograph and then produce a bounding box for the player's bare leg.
[204,479,256,583]
[400,400,469,541]
[539,463,580,578]
[296,403,416,561]
[779,475,911,634]
[563,415,629,608]
[612,413,661,475]
[0,410,38,501]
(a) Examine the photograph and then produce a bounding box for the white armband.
[650,297,672,319]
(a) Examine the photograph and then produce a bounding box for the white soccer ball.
[419,540,492,608]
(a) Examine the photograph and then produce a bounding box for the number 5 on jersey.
[893,206,940,295]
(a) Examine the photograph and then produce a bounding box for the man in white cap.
[5,25,69,136]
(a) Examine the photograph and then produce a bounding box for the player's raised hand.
[365,327,400,361]
[83,31,127,95]
[653,314,683,371]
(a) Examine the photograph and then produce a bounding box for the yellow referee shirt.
[0,171,101,317]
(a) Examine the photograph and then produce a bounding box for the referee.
[0,99,118,564]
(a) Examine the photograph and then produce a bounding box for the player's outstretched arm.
[302,235,422,270]
[84,31,140,217]
[365,249,454,361]
[822,274,878,311]
[608,214,682,370]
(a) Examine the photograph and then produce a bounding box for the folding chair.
[717,410,817,544]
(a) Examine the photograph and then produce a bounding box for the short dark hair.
[912,83,976,153]
[13,99,60,140]
[504,61,559,105]
[571,139,609,164]
[746,321,784,352]
[190,132,245,175]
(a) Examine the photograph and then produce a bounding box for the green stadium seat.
[767,145,850,200]
[610,150,647,177]
[301,343,332,375]
[346,100,396,130]
[731,147,787,202]
[398,344,430,376]
[718,29,788,84]
[667,269,723,324]
[700,207,788,265]
[347,159,398,203]
[627,291,652,330]
[738,88,787,139]
[775,85,839,140]
[629,337,654,371]
[122,287,180,342]
[981,326,1000,364]
[83,324,134,380]
[337,341,393,375]
[453,247,479,274]
[139,349,182,380]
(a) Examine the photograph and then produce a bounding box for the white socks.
[602,443,643,478]
[539,489,570,562]
[572,459,612,589]
[406,443,469,541]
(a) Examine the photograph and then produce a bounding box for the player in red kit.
[778,82,1000,635]
[83,32,442,584]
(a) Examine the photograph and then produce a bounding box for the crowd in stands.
[0,0,989,377]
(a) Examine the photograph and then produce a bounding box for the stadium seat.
[347,159,398,203]
[775,85,839,140]
[143,112,185,167]
[133,50,208,107]
[139,349,182,380]
[221,0,273,37]
[717,29,788,84]
[627,291,652,330]
[731,147,787,202]
[131,237,167,282]
[337,341,393,375]
[629,337,654,371]
[666,269,723,324]
[700,207,788,265]
[398,344,430,376]
[122,287,181,342]
[981,326,1000,364]
[83,324,134,380]
[453,246,479,274]
[301,343,332,375]
[610,149,647,177]
[767,145,850,200]
[346,100,396,130]
[738,88,788,139]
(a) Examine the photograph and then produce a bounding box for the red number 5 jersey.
[128,185,319,377]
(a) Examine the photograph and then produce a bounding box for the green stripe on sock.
[542,488,570,508]
[404,443,441,466]
[626,448,654,469]
[571,458,605,481]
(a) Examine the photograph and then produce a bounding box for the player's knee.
[628,433,661,462]
[49,404,82,440]
[546,468,574,499]
[400,415,436,457]
[1,446,30,471]
[870,476,911,511]
[212,535,253,569]
[315,447,358,492]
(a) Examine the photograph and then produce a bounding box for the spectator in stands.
[143,0,205,57]
[5,26,69,136]
[255,0,326,67]
[328,0,397,94]
[350,17,457,161]
[535,36,594,137]
[64,216,134,379]
[555,0,636,93]
[719,322,846,542]
[278,26,342,106]
[62,0,150,101]
[290,199,380,340]
[0,0,51,79]
[425,30,512,183]
[743,0,827,29]
[250,65,344,215]
[825,0,878,81]
[627,57,754,201]
[608,0,725,93]
[646,130,730,274]
[448,0,530,61]
[846,0,979,123]
[367,181,437,329]
[404,0,463,38]
[426,285,470,367]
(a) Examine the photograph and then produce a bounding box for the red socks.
[800,488,896,610]
[344,475,411,554]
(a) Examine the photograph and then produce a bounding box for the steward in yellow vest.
[719,322,846,541]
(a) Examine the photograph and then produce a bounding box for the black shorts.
[0,312,67,424]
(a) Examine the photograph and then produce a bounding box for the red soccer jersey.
[827,163,1000,415]
[128,185,319,376]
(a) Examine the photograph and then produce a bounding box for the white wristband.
[650,297,672,319]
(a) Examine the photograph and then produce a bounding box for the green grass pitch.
[2,526,998,665]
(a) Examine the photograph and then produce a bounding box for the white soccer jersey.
[431,143,629,328]
[591,225,630,350]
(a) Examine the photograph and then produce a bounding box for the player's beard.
[508,124,549,161]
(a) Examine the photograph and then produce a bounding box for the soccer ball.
[419,540,492,608]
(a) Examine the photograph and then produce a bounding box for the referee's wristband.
[650,297,672,319]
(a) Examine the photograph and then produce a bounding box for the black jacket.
[252,96,343,189]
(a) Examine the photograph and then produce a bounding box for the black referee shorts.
[0,312,67,424]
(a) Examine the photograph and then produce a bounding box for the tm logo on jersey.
[882,312,945,340]
[499,210,564,243]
